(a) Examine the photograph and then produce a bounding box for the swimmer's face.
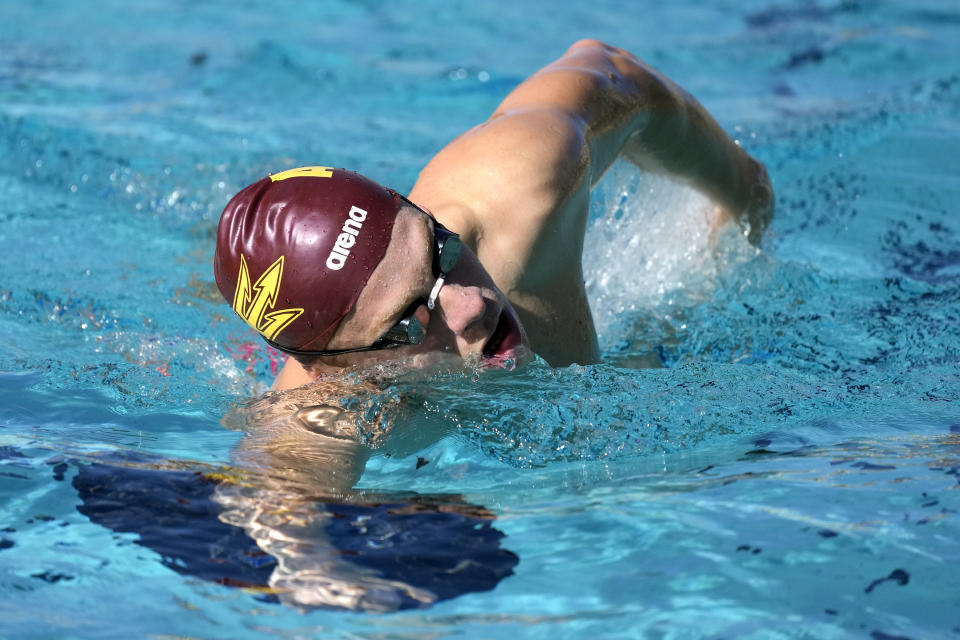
[314,205,531,371]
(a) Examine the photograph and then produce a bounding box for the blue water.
[2,0,959,637]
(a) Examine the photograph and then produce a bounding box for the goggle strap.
[427,274,446,310]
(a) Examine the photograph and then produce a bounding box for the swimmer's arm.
[244,365,425,497]
[498,39,773,242]
[226,385,375,498]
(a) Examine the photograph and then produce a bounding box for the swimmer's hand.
[739,158,774,245]
[708,158,773,246]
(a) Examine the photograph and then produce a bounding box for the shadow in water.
[71,452,517,611]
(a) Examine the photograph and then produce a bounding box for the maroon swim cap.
[214,166,402,353]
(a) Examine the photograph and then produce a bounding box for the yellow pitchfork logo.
[232,254,304,340]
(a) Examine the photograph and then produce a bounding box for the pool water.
[2,0,959,637]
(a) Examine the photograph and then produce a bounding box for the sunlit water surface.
[1,1,959,638]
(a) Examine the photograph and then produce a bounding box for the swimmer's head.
[213,166,404,354]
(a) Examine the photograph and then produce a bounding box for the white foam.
[583,161,754,346]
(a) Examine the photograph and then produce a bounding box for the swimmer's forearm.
[585,43,754,204]
[230,421,370,498]
[623,85,768,226]
[227,386,377,498]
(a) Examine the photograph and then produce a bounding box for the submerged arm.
[220,381,503,611]
[225,386,373,499]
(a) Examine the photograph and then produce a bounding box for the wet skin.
[273,39,773,390]
[310,207,530,371]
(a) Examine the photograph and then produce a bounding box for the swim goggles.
[267,214,462,358]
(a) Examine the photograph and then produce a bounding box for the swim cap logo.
[232,254,304,340]
[326,206,368,271]
[269,166,334,182]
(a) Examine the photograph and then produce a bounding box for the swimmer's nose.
[435,283,491,341]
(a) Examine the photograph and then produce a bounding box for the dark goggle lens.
[433,225,461,275]
[380,312,424,345]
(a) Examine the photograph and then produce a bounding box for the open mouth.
[481,310,521,369]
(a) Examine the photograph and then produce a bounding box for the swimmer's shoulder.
[409,108,589,278]
[410,107,587,227]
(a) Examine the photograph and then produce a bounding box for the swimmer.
[212,41,774,605]
[215,39,773,391]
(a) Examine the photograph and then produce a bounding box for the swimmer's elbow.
[564,39,685,121]
[566,39,623,57]
[567,38,610,53]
